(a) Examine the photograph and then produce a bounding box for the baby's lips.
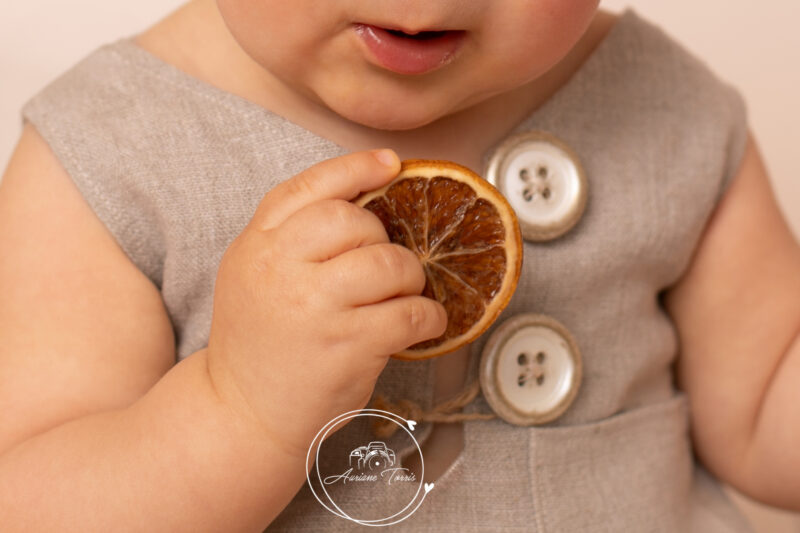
[353,23,467,75]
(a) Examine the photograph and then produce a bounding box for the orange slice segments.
[354,159,522,360]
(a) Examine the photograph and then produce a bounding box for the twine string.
[369,377,496,439]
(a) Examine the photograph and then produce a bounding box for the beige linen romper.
[20,8,755,532]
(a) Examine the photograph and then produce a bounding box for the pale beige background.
[0,1,798,530]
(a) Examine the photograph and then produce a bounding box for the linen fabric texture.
[20,8,753,532]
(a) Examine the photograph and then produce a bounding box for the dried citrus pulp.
[354,159,522,360]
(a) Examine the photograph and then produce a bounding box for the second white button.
[480,313,582,426]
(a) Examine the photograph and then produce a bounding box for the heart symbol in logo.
[407,419,417,431]
[424,482,435,494]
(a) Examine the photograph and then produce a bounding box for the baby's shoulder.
[616,11,749,201]
[19,38,179,287]
[21,36,179,158]
[609,10,745,121]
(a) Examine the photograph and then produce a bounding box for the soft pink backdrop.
[1,2,798,530]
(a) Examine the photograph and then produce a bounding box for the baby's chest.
[167,125,716,424]
[443,130,715,424]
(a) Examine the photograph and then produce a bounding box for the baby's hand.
[205,150,447,460]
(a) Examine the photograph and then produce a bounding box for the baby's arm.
[0,124,307,530]
[662,131,800,509]
[0,127,443,530]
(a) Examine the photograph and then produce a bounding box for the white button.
[479,313,582,426]
[485,131,588,242]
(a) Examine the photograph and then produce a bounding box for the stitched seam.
[532,394,688,437]
[531,428,546,532]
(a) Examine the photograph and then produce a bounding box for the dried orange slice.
[354,159,522,360]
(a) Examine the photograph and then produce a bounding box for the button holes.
[536,351,545,364]
[519,168,530,182]
[542,187,551,200]
[536,375,545,386]
[537,165,548,178]
[517,374,527,387]
[522,188,533,202]
[517,352,528,365]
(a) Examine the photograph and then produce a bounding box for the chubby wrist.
[200,347,310,468]
[124,347,310,527]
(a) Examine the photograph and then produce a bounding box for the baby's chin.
[343,111,440,132]
[318,91,461,132]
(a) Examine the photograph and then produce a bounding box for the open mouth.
[384,29,449,40]
[354,24,467,75]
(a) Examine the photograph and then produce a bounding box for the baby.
[1,0,799,531]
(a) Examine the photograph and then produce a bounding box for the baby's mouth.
[384,28,449,40]
[353,24,467,75]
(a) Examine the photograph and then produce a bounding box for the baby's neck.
[136,0,618,170]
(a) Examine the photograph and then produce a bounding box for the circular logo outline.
[306,408,429,527]
[315,412,422,524]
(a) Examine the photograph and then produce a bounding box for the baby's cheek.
[215,0,338,70]
[479,0,599,80]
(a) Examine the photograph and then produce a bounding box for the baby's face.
[216,0,600,130]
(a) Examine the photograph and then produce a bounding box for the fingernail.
[373,149,397,167]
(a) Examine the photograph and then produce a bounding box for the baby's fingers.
[320,243,426,306]
[275,199,388,261]
[252,149,400,232]
[344,296,447,357]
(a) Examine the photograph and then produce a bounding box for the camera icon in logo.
[349,441,397,472]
